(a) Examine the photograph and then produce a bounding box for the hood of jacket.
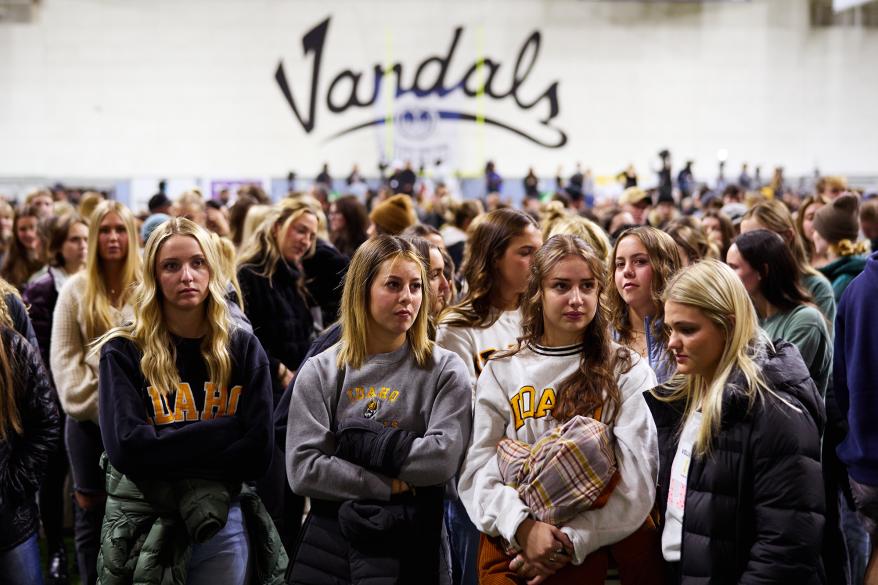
[724,339,825,434]
[821,255,867,281]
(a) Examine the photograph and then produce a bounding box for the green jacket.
[97,455,287,585]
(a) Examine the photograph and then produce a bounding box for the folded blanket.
[496,415,619,527]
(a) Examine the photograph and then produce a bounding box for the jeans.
[845,484,872,585]
[444,498,479,585]
[187,501,250,585]
[0,533,44,585]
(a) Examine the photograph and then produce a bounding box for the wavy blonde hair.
[665,217,719,264]
[546,214,611,261]
[82,201,141,340]
[0,278,23,440]
[95,218,233,398]
[338,235,433,370]
[236,198,319,282]
[743,199,820,277]
[655,260,773,456]
[209,232,244,311]
[831,239,870,257]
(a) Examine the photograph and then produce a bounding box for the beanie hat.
[141,213,171,243]
[370,194,417,235]
[813,194,860,243]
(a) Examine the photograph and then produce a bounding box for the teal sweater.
[820,255,868,302]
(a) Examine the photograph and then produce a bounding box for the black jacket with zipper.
[645,340,826,585]
[0,326,61,551]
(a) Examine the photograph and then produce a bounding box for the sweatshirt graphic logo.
[146,383,242,426]
[275,17,566,149]
[510,385,556,430]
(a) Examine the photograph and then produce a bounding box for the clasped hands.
[510,518,574,585]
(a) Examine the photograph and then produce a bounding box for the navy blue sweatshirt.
[98,328,273,482]
[835,252,878,485]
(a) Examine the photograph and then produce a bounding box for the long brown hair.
[743,199,819,278]
[795,195,829,262]
[0,205,44,290]
[441,208,538,328]
[516,235,631,424]
[606,226,682,347]
[44,213,89,268]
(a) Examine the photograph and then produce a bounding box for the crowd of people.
[0,160,877,585]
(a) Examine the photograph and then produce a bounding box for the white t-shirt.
[662,410,703,562]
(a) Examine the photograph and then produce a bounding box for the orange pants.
[477,519,665,585]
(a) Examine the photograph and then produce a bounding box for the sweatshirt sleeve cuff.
[497,507,530,550]
[360,467,394,501]
[560,525,592,565]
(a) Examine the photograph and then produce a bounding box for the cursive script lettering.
[275,17,566,148]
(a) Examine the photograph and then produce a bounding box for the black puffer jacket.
[0,326,61,550]
[301,239,349,328]
[238,256,314,399]
[4,292,39,350]
[645,340,826,585]
[288,421,443,585]
[22,270,58,375]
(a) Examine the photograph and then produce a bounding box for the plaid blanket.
[496,414,619,527]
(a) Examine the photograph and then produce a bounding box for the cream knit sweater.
[50,272,134,423]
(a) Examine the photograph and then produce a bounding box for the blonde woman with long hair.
[236,197,320,550]
[286,235,471,584]
[94,218,280,584]
[237,198,318,394]
[49,199,140,585]
[645,260,825,584]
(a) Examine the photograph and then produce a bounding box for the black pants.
[39,412,69,553]
[66,419,105,585]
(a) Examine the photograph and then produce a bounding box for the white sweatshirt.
[458,342,659,565]
[436,308,523,399]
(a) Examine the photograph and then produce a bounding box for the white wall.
[1,0,877,184]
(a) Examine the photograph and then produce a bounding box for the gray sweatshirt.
[286,341,472,502]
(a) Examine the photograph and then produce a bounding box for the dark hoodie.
[645,340,826,585]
